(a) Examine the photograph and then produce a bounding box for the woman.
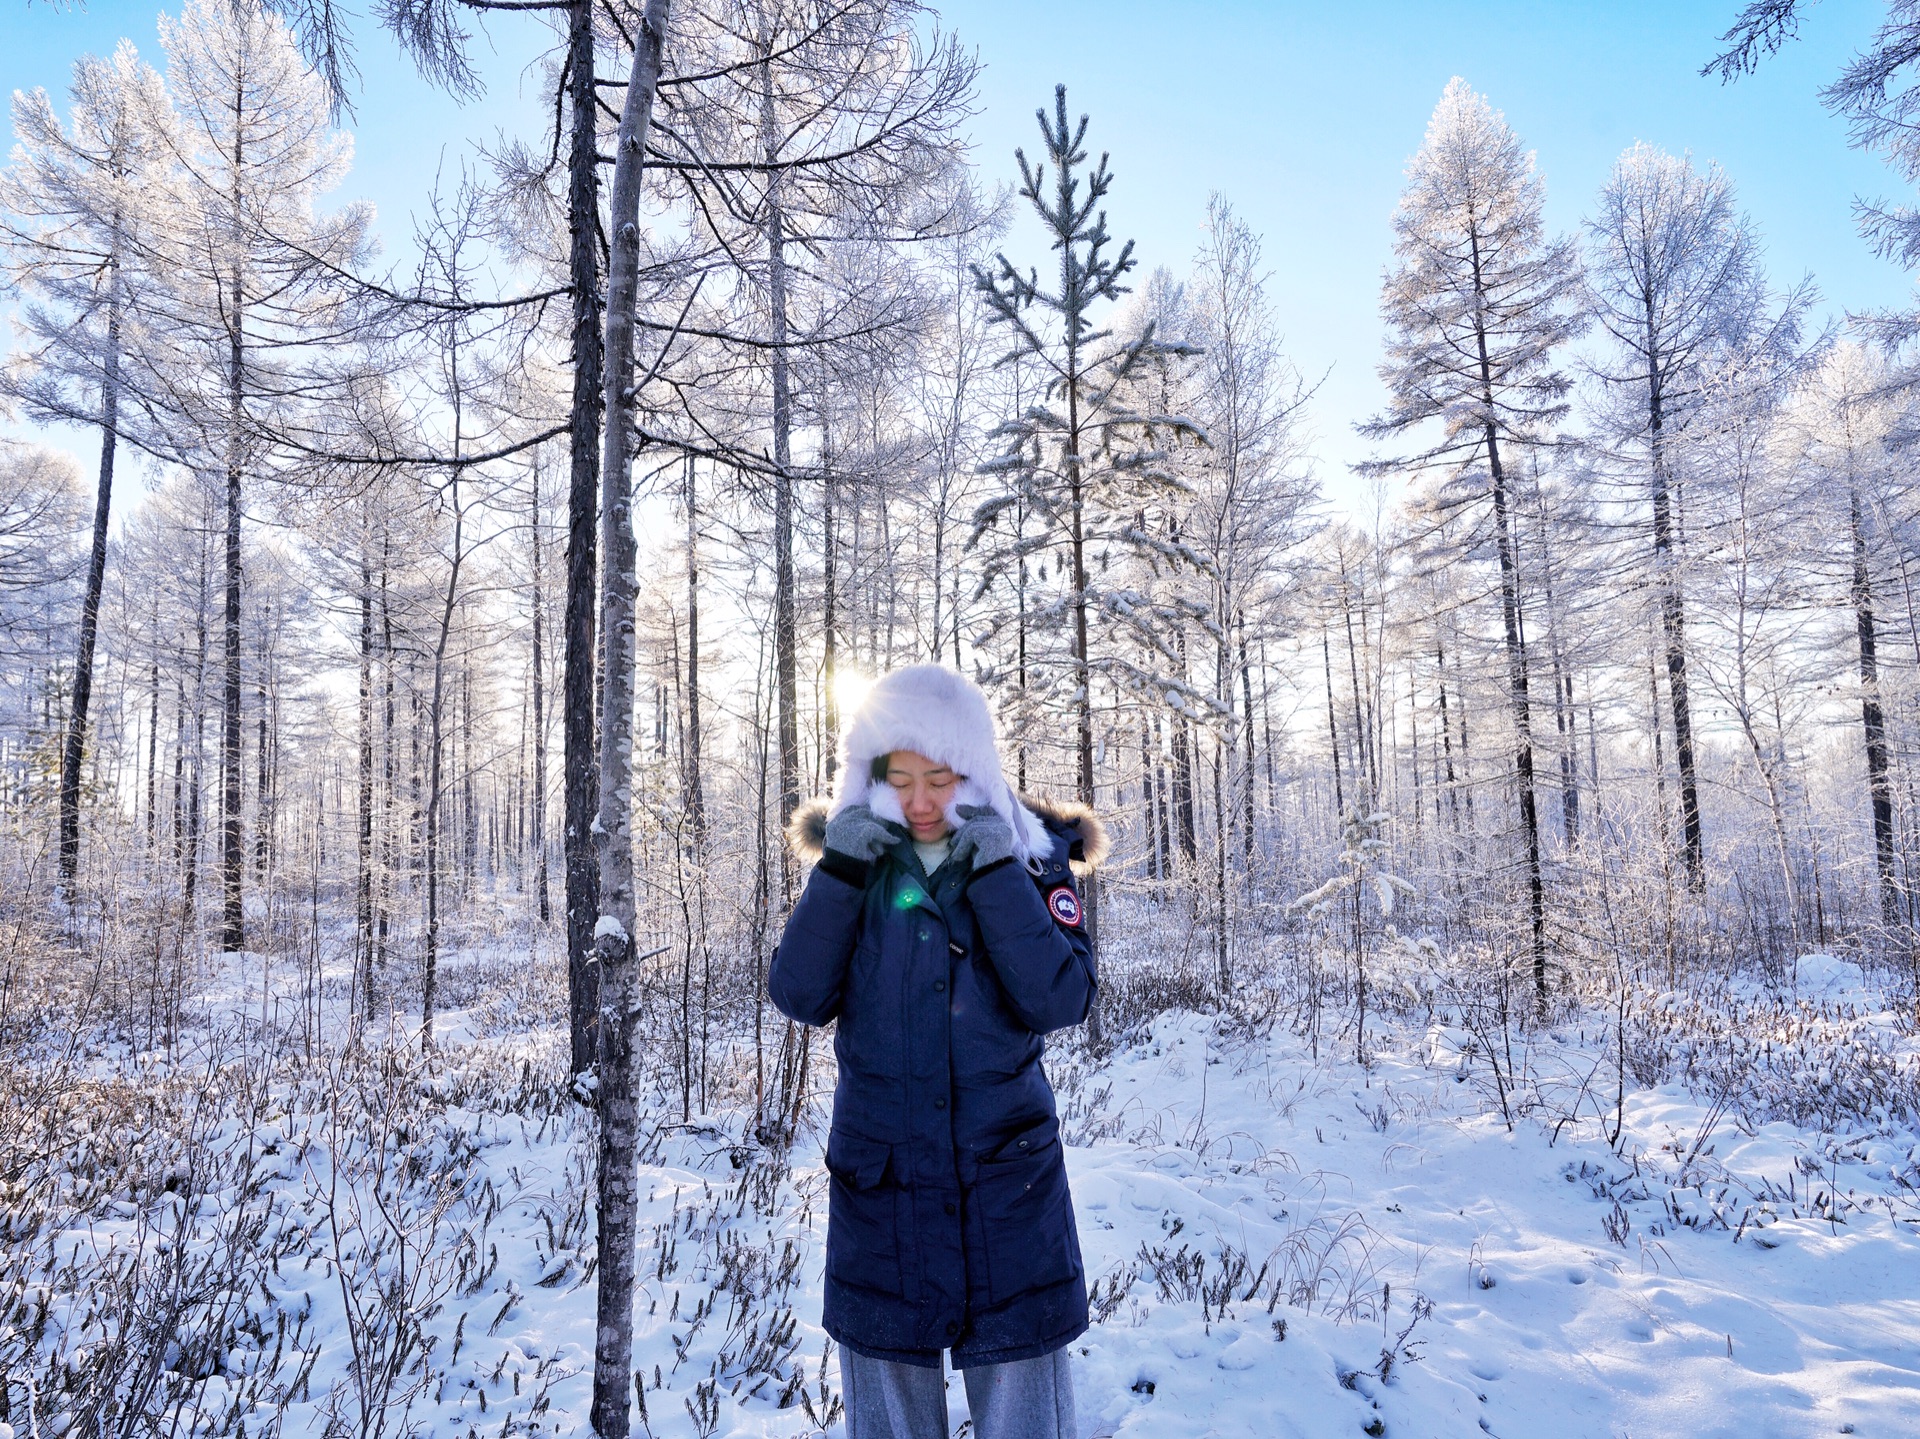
[770,663,1107,1439]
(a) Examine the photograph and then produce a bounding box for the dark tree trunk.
[1467,222,1546,1002]
[1648,361,1705,890]
[822,428,839,781]
[1486,430,1548,1002]
[761,57,801,897]
[220,261,246,954]
[357,552,375,1021]
[563,0,605,1078]
[1322,627,1345,817]
[377,538,395,973]
[683,455,706,842]
[256,600,274,882]
[531,467,551,922]
[1171,625,1198,864]
[57,279,122,894]
[1851,484,1899,933]
[144,602,159,857]
[1238,616,1257,872]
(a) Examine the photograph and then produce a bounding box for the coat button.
[944,1201,957,1215]
[918,928,929,941]
[934,1097,947,1110]
[933,979,946,992]
[1018,1139,1030,1149]
[945,1322,959,1337]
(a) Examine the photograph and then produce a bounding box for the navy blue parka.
[769,796,1103,1369]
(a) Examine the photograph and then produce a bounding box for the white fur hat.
[829,663,1052,863]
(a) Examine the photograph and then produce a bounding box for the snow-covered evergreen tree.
[968,85,1206,821]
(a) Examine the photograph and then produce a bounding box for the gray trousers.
[842,1345,1076,1439]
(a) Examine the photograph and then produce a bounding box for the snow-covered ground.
[13,948,1920,1438]
[1064,1001,1920,1438]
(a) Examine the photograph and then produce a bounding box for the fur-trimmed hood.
[824,663,1072,865]
[787,791,1110,874]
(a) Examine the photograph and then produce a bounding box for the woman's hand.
[824,804,904,865]
[949,803,1016,872]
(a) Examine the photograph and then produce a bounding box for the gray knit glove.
[949,804,1016,873]
[820,804,903,886]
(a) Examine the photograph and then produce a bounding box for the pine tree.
[1360,78,1583,1003]
[969,85,1206,926]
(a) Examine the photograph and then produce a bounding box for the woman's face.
[885,750,959,841]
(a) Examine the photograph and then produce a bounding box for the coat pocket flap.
[825,1131,892,1190]
[983,1113,1060,1163]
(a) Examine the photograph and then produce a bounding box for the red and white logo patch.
[1046,885,1083,928]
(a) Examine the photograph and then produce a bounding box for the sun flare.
[832,667,874,719]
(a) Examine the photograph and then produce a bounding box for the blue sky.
[6,0,1914,505]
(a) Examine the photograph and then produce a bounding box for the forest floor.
[15,939,1920,1438]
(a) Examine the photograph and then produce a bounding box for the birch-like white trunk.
[589,4,671,1434]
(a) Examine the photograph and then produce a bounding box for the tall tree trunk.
[1469,223,1546,1001]
[1486,437,1546,1002]
[531,465,552,922]
[377,535,396,974]
[220,239,246,954]
[822,426,840,779]
[184,527,210,913]
[1140,713,1160,885]
[1237,615,1257,872]
[145,598,160,858]
[590,8,670,1435]
[423,471,465,1051]
[256,599,274,882]
[357,550,375,1022]
[1212,636,1229,993]
[1850,482,1899,934]
[1322,627,1345,817]
[683,454,706,841]
[1171,625,1198,863]
[1648,360,1705,890]
[563,0,606,1079]
[1533,488,1579,849]
[761,58,802,899]
[57,257,122,895]
[1016,503,1029,791]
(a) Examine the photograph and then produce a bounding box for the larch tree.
[1782,342,1905,935]
[0,42,172,895]
[1360,77,1583,1003]
[1585,142,1762,894]
[647,0,976,872]
[138,0,369,951]
[1186,193,1317,986]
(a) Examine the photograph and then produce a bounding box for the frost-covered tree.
[969,86,1206,833]
[1360,77,1582,1001]
[1,42,172,893]
[1779,343,1906,934]
[1679,283,1818,944]
[137,0,369,949]
[1586,142,1766,895]
[1183,195,1317,986]
[1291,797,1414,1064]
[1707,2,1920,345]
